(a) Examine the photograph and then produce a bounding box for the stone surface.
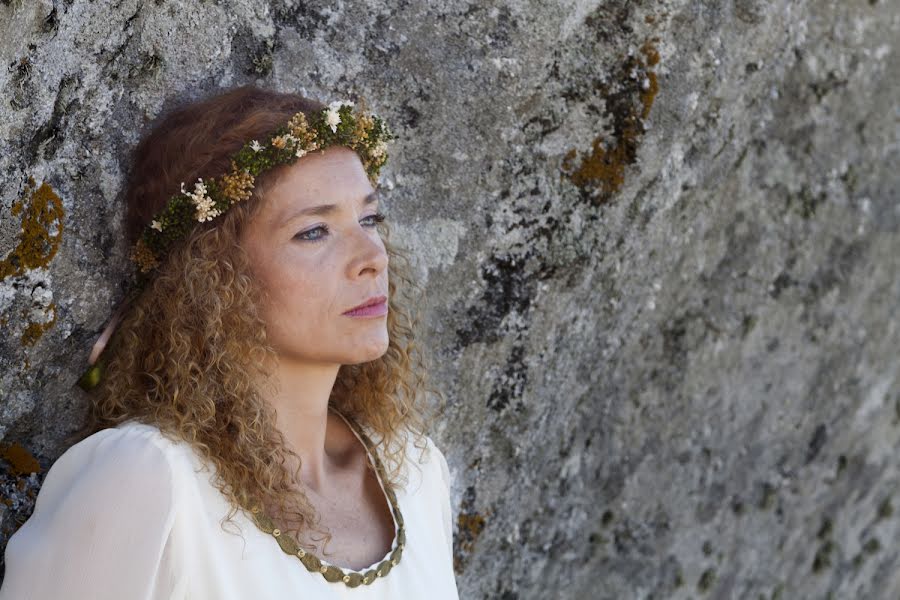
[1,0,898,598]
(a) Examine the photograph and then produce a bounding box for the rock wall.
[1,0,898,598]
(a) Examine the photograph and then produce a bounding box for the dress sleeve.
[0,426,182,600]
[430,438,454,557]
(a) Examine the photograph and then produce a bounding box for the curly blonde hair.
[66,85,442,551]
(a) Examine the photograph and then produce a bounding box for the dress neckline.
[249,407,406,588]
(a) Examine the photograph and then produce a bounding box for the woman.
[0,85,459,599]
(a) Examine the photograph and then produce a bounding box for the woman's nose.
[348,228,388,278]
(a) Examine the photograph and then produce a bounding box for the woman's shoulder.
[421,434,451,489]
[36,420,180,512]
[0,421,185,599]
[65,419,188,474]
[390,429,452,495]
[403,432,447,468]
[396,430,455,558]
[66,418,179,453]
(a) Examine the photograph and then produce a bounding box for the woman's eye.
[295,225,328,242]
[294,213,384,243]
[362,212,386,227]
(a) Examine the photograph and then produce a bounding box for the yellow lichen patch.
[562,38,661,204]
[641,70,659,120]
[453,511,487,574]
[0,176,64,281]
[458,512,486,539]
[640,40,660,119]
[641,38,660,67]
[21,302,58,346]
[0,441,43,476]
[562,139,630,200]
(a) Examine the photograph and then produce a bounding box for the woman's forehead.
[252,158,378,230]
[268,147,372,201]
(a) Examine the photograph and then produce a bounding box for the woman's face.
[239,145,390,367]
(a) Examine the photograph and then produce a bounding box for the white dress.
[0,416,460,600]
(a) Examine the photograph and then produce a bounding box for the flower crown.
[77,98,395,391]
[130,98,394,282]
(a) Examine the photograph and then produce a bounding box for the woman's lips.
[343,296,388,317]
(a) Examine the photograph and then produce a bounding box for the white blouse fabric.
[0,419,460,600]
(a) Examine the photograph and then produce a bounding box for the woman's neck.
[263,360,350,491]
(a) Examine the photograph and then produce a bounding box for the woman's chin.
[347,337,390,364]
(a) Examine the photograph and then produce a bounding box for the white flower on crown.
[324,100,355,132]
[250,140,263,152]
[295,147,308,158]
[370,139,388,160]
[181,178,207,200]
[324,107,341,133]
[195,198,221,222]
[181,178,221,222]
[150,219,163,232]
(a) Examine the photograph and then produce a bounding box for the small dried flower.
[219,161,254,203]
[370,140,388,160]
[324,107,341,133]
[181,178,220,222]
[181,178,208,200]
[150,219,163,232]
[250,140,263,152]
[194,198,221,222]
[287,113,310,138]
[351,114,374,144]
[130,237,160,273]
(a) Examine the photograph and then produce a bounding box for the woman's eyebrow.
[278,191,379,224]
